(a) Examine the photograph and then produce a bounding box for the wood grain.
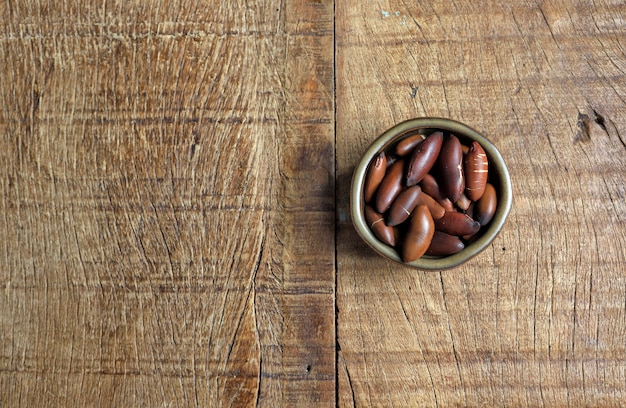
[2,0,626,406]
[336,0,626,406]
[0,0,334,406]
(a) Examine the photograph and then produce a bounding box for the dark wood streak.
[0,0,335,406]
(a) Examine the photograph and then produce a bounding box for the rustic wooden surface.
[1,0,625,407]
[0,0,335,406]
[336,0,626,406]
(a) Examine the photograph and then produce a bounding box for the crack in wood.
[574,112,591,143]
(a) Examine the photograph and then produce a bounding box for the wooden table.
[1,0,624,406]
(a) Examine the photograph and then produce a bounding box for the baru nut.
[362,130,499,263]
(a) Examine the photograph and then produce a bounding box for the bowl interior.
[351,118,512,270]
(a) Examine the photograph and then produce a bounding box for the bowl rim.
[350,117,513,270]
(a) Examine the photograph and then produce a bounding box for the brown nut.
[465,201,475,219]
[364,151,387,203]
[464,141,489,201]
[420,174,446,201]
[387,185,422,227]
[374,159,405,213]
[426,231,465,256]
[395,134,425,156]
[436,134,464,202]
[475,183,497,226]
[455,193,471,211]
[385,154,400,168]
[419,174,455,212]
[365,205,396,247]
[414,190,446,220]
[434,211,481,236]
[440,198,455,212]
[402,204,435,262]
[406,131,443,186]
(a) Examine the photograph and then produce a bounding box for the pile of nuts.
[363,131,497,262]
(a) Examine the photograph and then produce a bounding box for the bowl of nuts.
[351,117,512,270]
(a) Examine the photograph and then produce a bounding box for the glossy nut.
[465,201,475,219]
[439,198,455,212]
[455,193,471,211]
[475,183,497,226]
[420,174,446,201]
[426,231,465,256]
[365,205,396,247]
[414,190,446,220]
[387,185,422,227]
[395,134,425,156]
[436,134,464,202]
[420,174,454,212]
[385,154,400,168]
[363,152,387,203]
[374,159,405,213]
[434,211,481,236]
[402,204,435,262]
[464,141,489,201]
[406,131,443,186]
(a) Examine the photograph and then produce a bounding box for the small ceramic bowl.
[351,117,513,270]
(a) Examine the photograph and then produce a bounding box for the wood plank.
[0,0,334,406]
[337,0,626,405]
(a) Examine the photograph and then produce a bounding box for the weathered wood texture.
[0,0,334,406]
[337,0,626,406]
[3,0,626,406]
